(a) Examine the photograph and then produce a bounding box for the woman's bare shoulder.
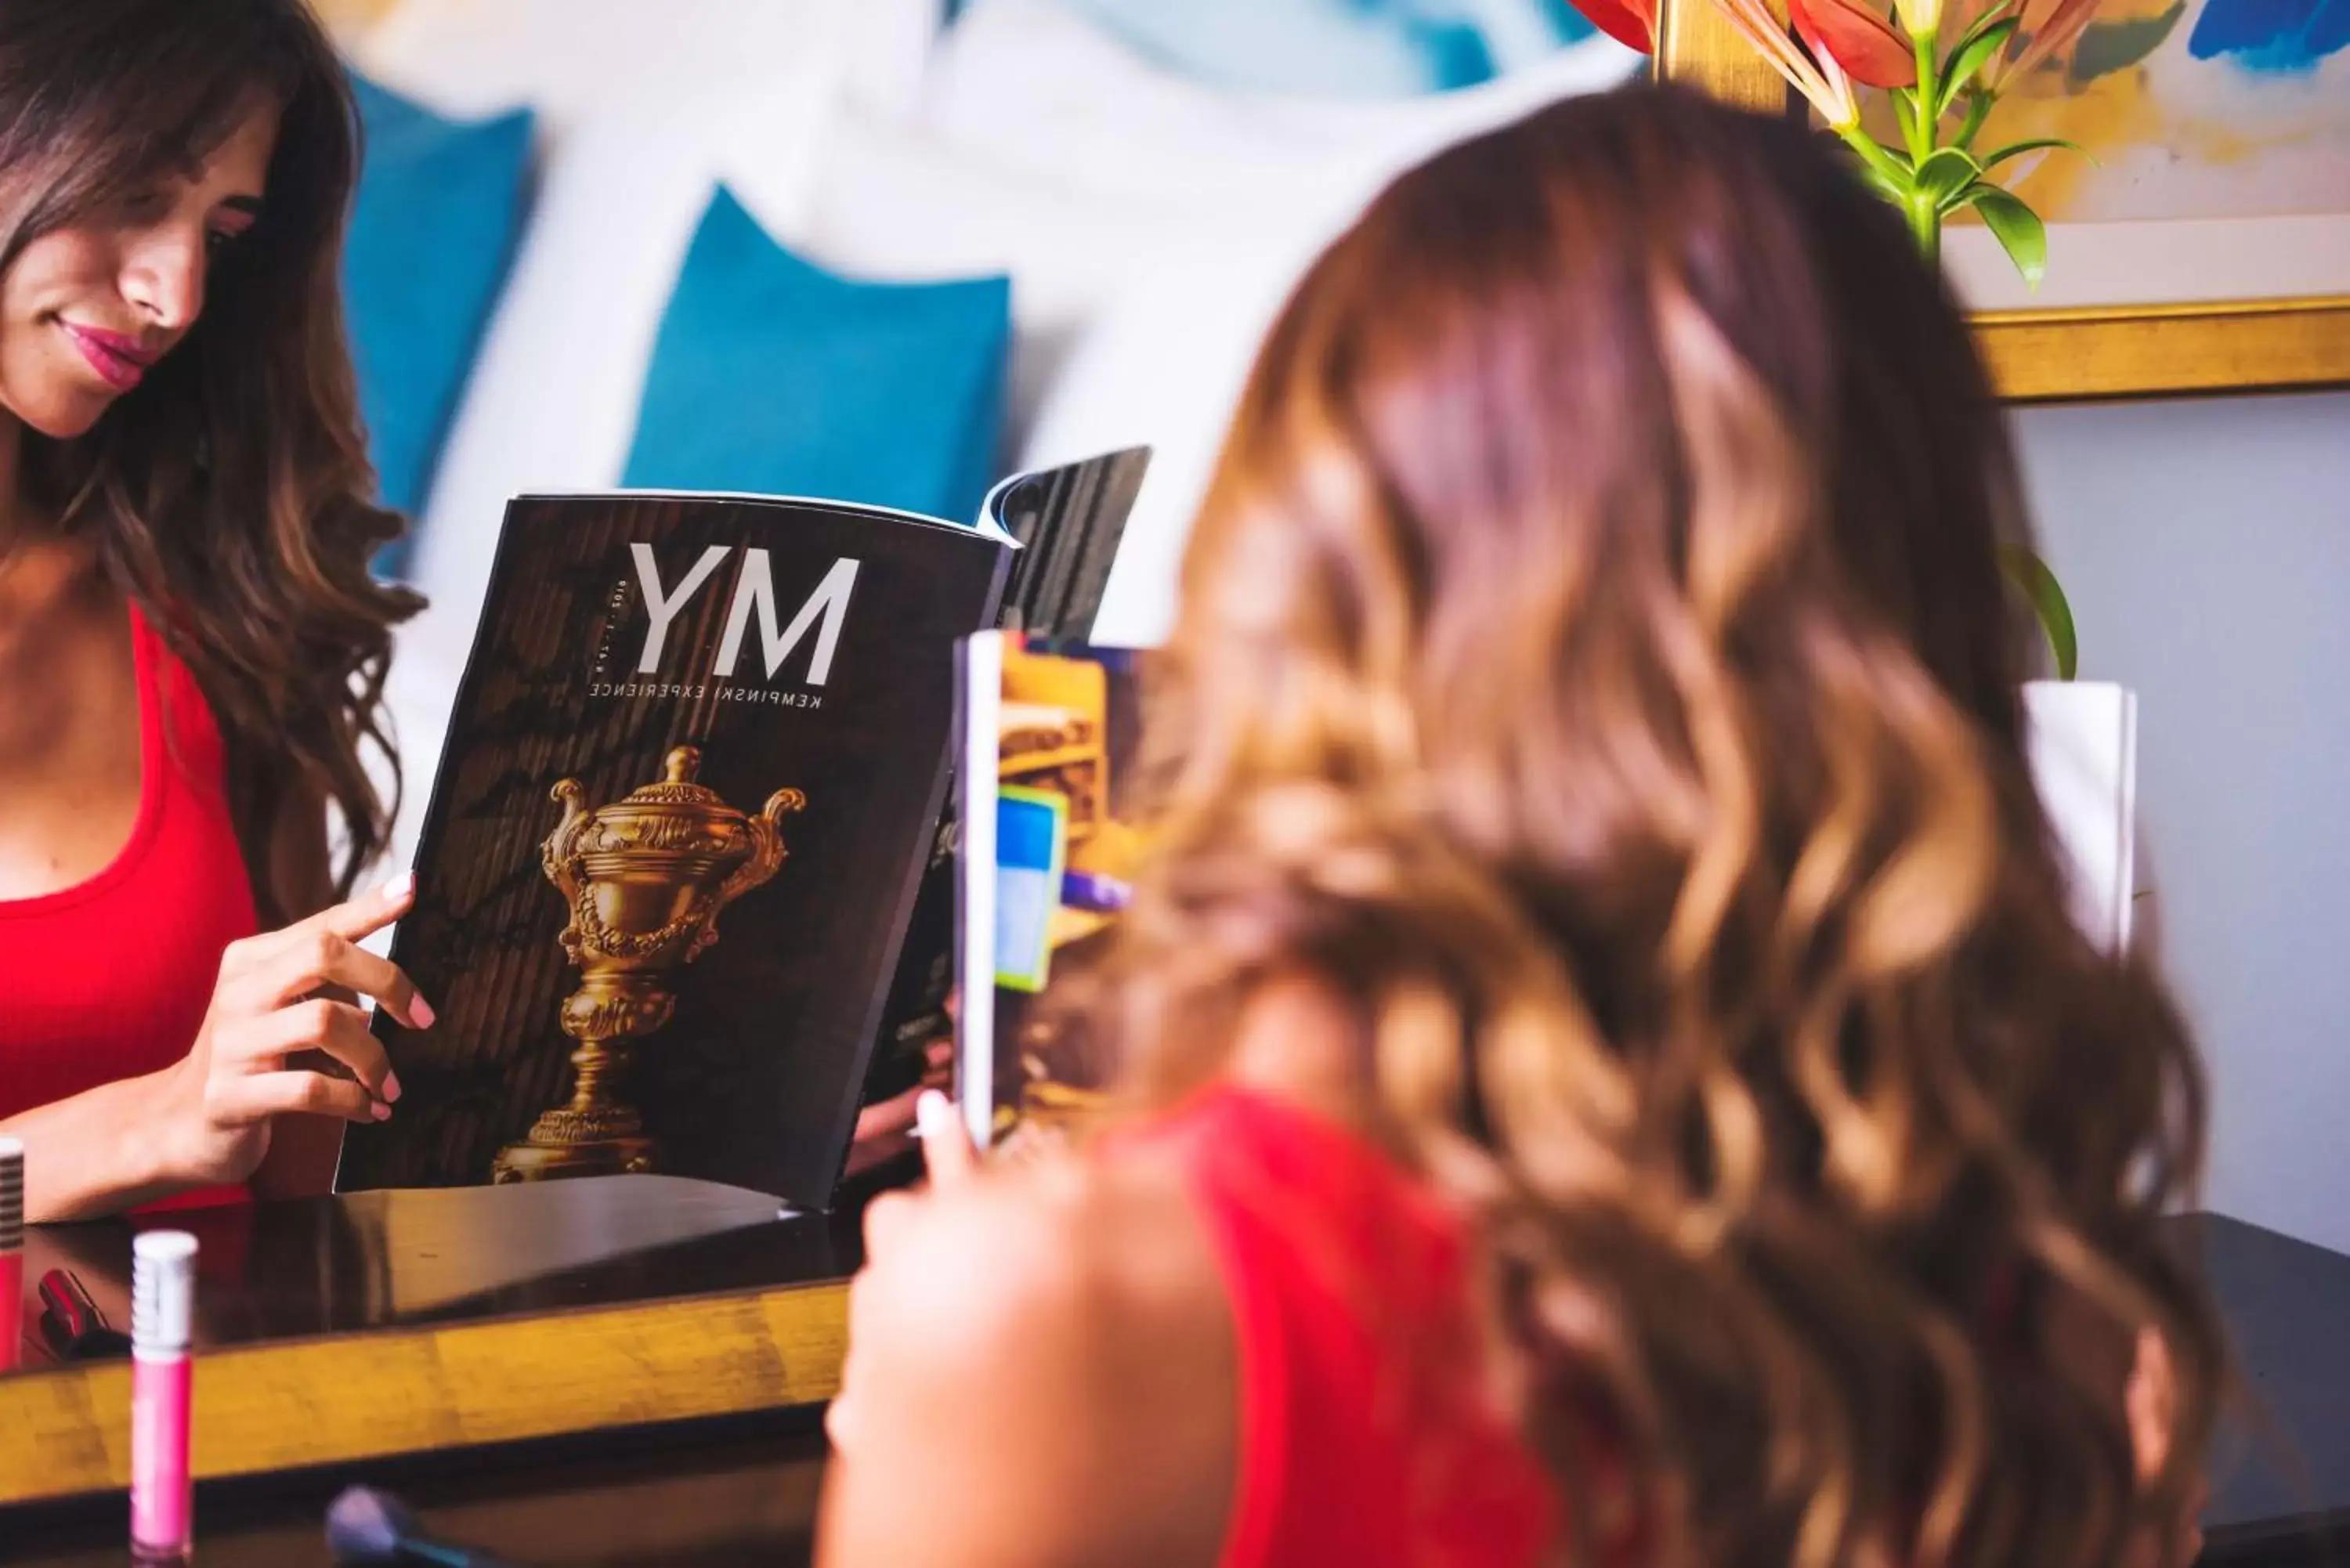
[847,1145,1235,1418]
[819,1148,1238,1568]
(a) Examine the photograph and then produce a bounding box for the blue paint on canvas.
[2188,0,2349,71]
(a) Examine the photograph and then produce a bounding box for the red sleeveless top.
[0,603,258,1122]
[1130,1084,1558,1568]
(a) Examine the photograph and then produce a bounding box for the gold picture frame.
[1651,0,2350,403]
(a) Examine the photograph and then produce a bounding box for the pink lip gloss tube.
[130,1230,197,1564]
[0,1137,21,1375]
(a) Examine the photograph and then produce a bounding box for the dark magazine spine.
[814,540,1019,1203]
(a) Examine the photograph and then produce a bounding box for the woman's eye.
[205,228,237,255]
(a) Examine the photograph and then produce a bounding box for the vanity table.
[4,1193,2345,1566]
[1,1174,854,1561]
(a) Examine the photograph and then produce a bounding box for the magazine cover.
[953,634,1152,1147]
[338,453,1143,1210]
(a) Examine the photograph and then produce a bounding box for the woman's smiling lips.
[59,320,158,391]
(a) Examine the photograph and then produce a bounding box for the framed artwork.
[1657,0,2350,400]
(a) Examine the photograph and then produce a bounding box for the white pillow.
[371,95,803,881]
[354,1,936,877]
[942,0,1639,647]
[926,0,1641,203]
[725,110,1334,461]
[1021,231,1331,647]
[357,0,937,132]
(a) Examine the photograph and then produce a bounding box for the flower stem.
[1838,125,1911,187]
[1916,32,1943,130]
[1907,196,1943,262]
[1907,28,1944,266]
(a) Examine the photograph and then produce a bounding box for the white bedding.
[355,0,1635,875]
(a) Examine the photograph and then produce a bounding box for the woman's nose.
[119,229,206,334]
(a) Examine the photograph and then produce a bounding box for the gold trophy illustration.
[491,746,805,1183]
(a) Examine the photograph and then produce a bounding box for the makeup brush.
[324,1485,518,1567]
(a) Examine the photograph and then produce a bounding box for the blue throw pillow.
[343,73,534,574]
[622,186,1010,527]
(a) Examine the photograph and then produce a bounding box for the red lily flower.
[1713,0,1866,124]
[1567,0,1659,52]
[1788,0,1920,87]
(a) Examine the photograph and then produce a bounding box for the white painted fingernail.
[915,1089,954,1141]
[379,870,416,902]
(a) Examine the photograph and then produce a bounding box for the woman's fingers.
[255,916,434,1031]
[915,1089,977,1189]
[259,869,415,949]
[217,1069,385,1125]
[856,1087,921,1140]
[862,1189,917,1262]
[257,869,418,958]
[322,869,419,943]
[226,999,398,1102]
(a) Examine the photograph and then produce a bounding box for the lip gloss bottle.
[0,1137,21,1375]
[130,1230,197,1564]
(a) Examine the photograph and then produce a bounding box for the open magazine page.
[854,449,1153,1125]
[955,634,1152,1147]
[985,446,1150,635]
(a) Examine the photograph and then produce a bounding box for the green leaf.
[2067,0,2186,83]
[1944,0,2022,60]
[1999,544,2077,680]
[1969,184,2048,288]
[1979,135,2095,173]
[1915,147,1983,210]
[1938,19,2017,117]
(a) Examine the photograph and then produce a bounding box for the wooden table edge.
[0,1277,850,1508]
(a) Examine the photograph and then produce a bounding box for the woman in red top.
[819,90,2221,1568]
[0,0,428,1221]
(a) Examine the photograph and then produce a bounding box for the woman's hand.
[830,1090,975,1452]
[816,1090,1238,1568]
[843,1038,957,1180]
[155,871,432,1190]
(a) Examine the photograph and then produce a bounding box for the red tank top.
[1128,1084,1558,1568]
[0,602,258,1122]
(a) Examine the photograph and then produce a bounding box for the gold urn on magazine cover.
[491,745,806,1183]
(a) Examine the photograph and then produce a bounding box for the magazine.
[953,634,1152,1147]
[335,450,1147,1210]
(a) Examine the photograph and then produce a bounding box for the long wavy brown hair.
[1101,86,2221,1568]
[2,0,418,918]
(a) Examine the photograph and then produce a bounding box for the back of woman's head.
[1113,85,2219,1568]
[0,0,417,912]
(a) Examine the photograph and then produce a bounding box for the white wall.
[2014,392,2350,1252]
